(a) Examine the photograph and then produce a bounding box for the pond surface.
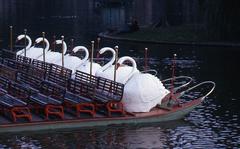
[0,1,240,148]
[0,43,239,148]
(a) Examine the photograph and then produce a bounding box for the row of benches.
[0,55,125,122]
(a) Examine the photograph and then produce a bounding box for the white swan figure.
[115,56,140,84]
[37,39,67,64]
[95,47,117,79]
[95,47,139,84]
[74,46,101,76]
[117,56,170,112]
[54,46,84,74]
[16,35,42,57]
[32,37,53,61]
[24,37,51,60]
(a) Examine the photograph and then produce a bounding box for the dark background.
[0,0,240,148]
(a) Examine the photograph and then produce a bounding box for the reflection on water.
[0,122,180,148]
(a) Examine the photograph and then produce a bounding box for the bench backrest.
[27,65,46,79]
[94,77,124,102]
[0,76,9,89]
[17,72,44,90]
[40,81,66,100]
[0,64,18,81]
[7,81,30,101]
[47,64,72,87]
[32,59,52,76]
[75,70,98,86]
[16,55,32,64]
[67,79,95,98]
[0,49,16,60]
[3,58,29,72]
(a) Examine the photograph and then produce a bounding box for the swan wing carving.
[117,56,169,112]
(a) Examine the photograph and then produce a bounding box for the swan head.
[72,46,88,54]
[15,34,32,50]
[117,56,137,68]
[99,47,115,55]
[35,37,49,47]
[16,35,25,41]
[56,39,67,55]
[96,47,116,73]
[35,37,43,44]
[33,37,50,56]
[73,46,89,67]
[116,63,121,70]
[16,34,30,43]
[116,56,139,84]
[55,40,62,45]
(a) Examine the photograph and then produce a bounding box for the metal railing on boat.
[179,81,216,101]
[161,76,193,92]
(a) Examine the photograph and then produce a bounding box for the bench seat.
[0,89,32,122]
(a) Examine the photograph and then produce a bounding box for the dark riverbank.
[99,26,240,48]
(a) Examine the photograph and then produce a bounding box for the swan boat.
[0,53,215,134]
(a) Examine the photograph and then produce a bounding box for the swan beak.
[116,63,121,70]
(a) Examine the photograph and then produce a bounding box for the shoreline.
[99,32,240,47]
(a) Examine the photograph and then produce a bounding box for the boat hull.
[0,99,201,133]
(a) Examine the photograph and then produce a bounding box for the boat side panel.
[0,102,200,133]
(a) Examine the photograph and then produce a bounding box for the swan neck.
[73,46,89,68]
[62,41,67,55]
[23,35,32,50]
[55,40,67,54]
[119,56,138,84]
[44,38,50,54]
[34,38,50,60]
[82,47,89,64]
[101,48,116,72]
